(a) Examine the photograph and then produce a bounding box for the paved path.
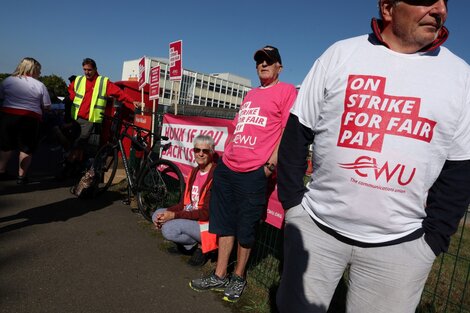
[0,145,232,313]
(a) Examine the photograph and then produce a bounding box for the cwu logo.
[338,156,416,186]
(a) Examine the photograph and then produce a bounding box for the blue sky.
[1,1,468,87]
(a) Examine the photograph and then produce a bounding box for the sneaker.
[16,175,29,185]
[223,274,247,302]
[189,271,229,292]
[167,243,195,255]
[187,248,207,267]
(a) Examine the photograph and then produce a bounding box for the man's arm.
[423,160,470,255]
[264,129,283,177]
[106,81,141,109]
[67,81,75,102]
[277,114,314,210]
[265,84,298,176]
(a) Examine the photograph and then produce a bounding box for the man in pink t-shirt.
[190,45,297,302]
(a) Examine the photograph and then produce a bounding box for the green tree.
[39,74,68,100]
[0,73,10,84]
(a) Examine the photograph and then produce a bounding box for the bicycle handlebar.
[101,113,169,142]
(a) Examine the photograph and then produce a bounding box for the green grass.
[420,222,470,313]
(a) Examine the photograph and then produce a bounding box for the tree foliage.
[39,74,68,99]
[0,73,10,84]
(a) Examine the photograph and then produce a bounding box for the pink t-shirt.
[223,82,297,172]
[187,170,209,211]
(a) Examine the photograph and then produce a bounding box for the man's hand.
[133,101,144,108]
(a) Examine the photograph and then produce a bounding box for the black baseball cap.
[254,45,282,65]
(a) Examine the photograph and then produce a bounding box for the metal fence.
[170,106,469,312]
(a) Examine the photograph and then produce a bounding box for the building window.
[164,89,171,99]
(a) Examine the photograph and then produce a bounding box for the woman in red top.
[153,134,217,266]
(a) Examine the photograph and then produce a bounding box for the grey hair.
[377,0,399,18]
[193,134,215,151]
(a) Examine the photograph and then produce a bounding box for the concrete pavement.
[0,146,233,313]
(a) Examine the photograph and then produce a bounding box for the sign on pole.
[169,40,182,81]
[149,66,160,101]
[138,56,146,90]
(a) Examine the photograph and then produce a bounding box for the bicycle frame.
[94,110,185,221]
[103,111,169,203]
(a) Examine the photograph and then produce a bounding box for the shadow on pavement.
[0,176,78,196]
[0,191,121,234]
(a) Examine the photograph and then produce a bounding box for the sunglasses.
[400,0,447,6]
[193,148,211,154]
[255,57,276,66]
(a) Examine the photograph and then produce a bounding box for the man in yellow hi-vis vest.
[68,58,141,145]
[58,58,142,179]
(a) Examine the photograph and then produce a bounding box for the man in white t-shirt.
[277,1,470,312]
[190,46,297,302]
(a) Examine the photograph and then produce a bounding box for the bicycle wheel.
[136,159,185,222]
[92,143,118,195]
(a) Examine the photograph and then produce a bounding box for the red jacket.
[166,163,217,221]
[68,74,135,120]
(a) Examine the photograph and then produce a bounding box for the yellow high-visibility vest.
[71,75,109,123]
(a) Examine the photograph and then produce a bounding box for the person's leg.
[77,118,94,141]
[233,165,268,278]
[208,161,236,278]
[222,166,268,302]
[16,115,39,181]
[189,162,234,291]
[18,151,32,177]
[277,204,351,313]
[161,219,200,250]
[0,112,17,175]
[234,244,251,278]
[347,236,436,313]
[189,234,232,291]
[215,235,235,278]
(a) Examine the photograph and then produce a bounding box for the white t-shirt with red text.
[223,82,297,172]
[293,35,470,243]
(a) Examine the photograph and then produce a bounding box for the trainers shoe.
[187,248,207,267]
[167,243,195,255]
[223,274,247,302]
[189,271,229,292]
[16,175,29,185]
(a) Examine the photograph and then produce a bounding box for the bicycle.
[91,109,185,222]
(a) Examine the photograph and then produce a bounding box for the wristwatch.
[265,163,276,172]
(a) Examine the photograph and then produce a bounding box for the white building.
[122,57,252,110]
